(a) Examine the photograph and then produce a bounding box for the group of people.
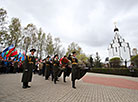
[22,49,89,89]
[0,55,23,74]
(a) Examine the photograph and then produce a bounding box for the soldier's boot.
[54,80,56,84]
[63,72,66,82]
[22,82,27,89]
[63,76,66,82]
[72,80,76,89]
[45,76,48,80]
[54,77,57,84]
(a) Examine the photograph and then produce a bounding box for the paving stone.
[0,73,138,102]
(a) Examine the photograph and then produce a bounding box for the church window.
[115,47,117,52]
[119,42,122,47]
[111,44,113,48]
[127,43,129,47]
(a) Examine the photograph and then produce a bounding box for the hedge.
[89,68,138,77]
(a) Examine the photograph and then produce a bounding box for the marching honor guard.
[45,55,51,80]
[71,51,88,89]
[21,49,36,89]
[59,55,71,82]
[53,54,60,84]
[71,51,78,89]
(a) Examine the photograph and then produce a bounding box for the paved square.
[0,73,138,102]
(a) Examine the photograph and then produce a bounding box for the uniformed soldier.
[42,59,46,77]
[38,59,43,75]
[45,55,51,80]
[49,57,54,81]
[21,48,36,89]
[59,55,70,82]
[52,54,60,84]
[71,51,78,89]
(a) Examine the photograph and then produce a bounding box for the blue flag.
[4,56,7,60]
[18,53,22,58]
[21,54,25,61]
[1,52,5,57]
[14,58,17,61]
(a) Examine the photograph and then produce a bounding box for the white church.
[108,25,131,66]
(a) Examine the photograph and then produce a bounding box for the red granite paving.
[82,76,138,90]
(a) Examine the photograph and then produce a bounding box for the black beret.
[47,55,50,58]
[72,51,76,54]
[30,49,36,52]
[54,54,58,58]
[42,58,46,61]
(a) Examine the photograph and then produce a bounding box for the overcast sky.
[1,0,138,61]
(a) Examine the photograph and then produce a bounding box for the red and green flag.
[5,51,9,55]
[1,45,14,58]
[6,47,15,57]
[10,50,18,57]
[0,55,2,59]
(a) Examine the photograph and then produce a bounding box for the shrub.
[90,68,138,77]
[131,55,138,67]
[109,57,121,68]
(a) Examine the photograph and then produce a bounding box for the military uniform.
[38,61,43,75]
[45,56,51,80]
[53,55,60,84]
[71,55,78,88]
[21,49,36,88]
[59,56,70,82]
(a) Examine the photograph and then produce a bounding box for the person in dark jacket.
[71,51,78,89]
[21,49,36,89]
[53,54,60,84]
[59,55,71,82]
[42,59,46,76]
[45,55,51,80]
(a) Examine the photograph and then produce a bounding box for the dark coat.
[76,68,87,80]
[71,64,78,81]
[21,55,35,82]
[45,59,51,79]
[72,64,87,81]
[71,56,78,81]
[58,65,71,77]
[71,56,87,81]
[53,58,60,78]
[66,67,71,77]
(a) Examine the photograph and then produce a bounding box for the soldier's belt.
[46,64,50,66]
[29,62,33,64]
[25,69,28,71]
[72,62,78,64]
